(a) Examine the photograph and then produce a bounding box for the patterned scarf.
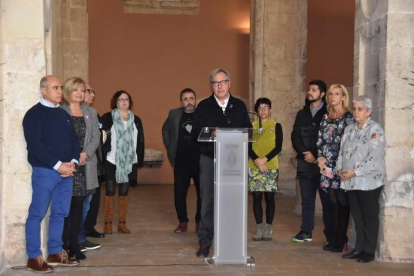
[112,109,135,183]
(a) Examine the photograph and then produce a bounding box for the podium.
[198,127,255,266]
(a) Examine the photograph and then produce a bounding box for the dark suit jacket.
[161,107,183,166]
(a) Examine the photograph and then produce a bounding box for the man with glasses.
[23,75,80,272]
[78,83,104,253]
[191,68,252,258]
[162,88,201,234]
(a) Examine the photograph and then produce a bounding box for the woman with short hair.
[248,98,283,241]
[337,95,386,263]
[61,77,100,260]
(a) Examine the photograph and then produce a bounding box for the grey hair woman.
[336,95,386,263]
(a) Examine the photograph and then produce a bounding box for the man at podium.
[192,68,252,258]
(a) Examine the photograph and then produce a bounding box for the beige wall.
[88,0,250,184]
[306,0,354,88]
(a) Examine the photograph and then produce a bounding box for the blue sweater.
[23,103,81,169]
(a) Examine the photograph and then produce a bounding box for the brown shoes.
[47,250,80,267]
[26,256,53,273]
[174,222,188,233]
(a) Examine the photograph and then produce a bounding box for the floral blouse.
[317,112,354,189]
[337,117,387,191]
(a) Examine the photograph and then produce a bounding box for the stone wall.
[0,0,49,272]
[52,0,89,82]
[123,0,200,15]
[354,0,414,262]
[250,0,308,196]
[0,0,89,271]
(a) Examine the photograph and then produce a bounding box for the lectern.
[198,127,255,266]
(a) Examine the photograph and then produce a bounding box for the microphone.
[227,104,263,133]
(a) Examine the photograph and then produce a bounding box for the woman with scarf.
[102,90,145,234]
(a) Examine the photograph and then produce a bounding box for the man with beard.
[162,88,201,233]
[291,80,330,243]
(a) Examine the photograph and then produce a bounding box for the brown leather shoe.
[47,250,79,267]
[174,222,188,233]
[26,256,53,273]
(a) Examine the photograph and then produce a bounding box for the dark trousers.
[84,184,102,233]
[299,176,330,238]
[62,196,86,253]
[197,154,215,247]
[328,188,350,248]
[174,165,201,223]
[347,186,383,255]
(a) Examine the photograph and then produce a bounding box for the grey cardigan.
[60,103,100,191]
[161,107,183,166]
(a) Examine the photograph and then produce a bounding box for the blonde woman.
[60,77,100,260]
[317,84,353,252]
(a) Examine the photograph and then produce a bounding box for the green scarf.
[112,109,136,183]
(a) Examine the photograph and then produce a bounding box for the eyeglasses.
[117,98,129,102]
[86,89,95,95]
[211,80,229,87]
[258,106,270,111]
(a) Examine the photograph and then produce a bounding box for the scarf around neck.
[112,109,136,183]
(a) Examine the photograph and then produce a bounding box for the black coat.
[192,94,252,158]
[291,103,327,178]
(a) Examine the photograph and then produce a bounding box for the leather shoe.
[47,250,80,266]
[26,256,53,273]
[86,228,105,238]
[323,242,333,251]
[357,253,375,263]
[174,222,188,233]
[342,250,363,259]
[196,245,210,258]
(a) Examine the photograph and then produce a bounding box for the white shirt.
[106,120,138,165]
[214,93,230,113]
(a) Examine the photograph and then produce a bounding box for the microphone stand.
[226,105,263,133]
[245,111,263,134]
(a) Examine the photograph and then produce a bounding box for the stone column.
[53,0,89,82]
[0,0,50,271]
[354,0,414,262]
[250,0,308,196]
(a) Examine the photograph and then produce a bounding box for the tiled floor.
[7,184,414,275]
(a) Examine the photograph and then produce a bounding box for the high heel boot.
[104,196,114,234]
[118,196,131,234]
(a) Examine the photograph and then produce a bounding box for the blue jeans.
[26,167,73,258]
[78,194,92,243]
[299,176,330,238]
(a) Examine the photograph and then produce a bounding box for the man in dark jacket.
[162,88,201,234]
[291,79,330,243]
[191,68,252,258]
